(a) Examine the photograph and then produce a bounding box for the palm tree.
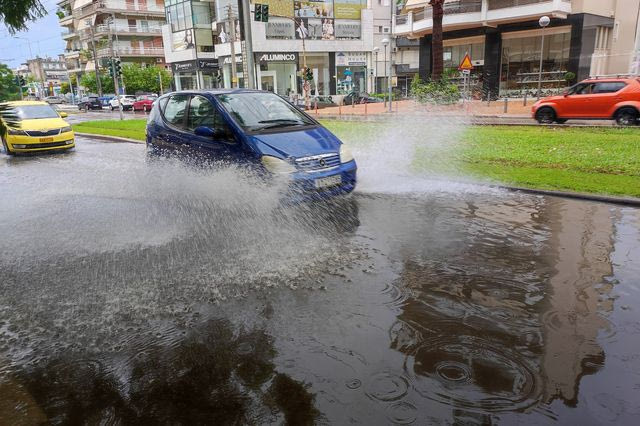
[429,0,445,80]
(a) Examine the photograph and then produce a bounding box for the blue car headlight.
[261,155,296,174]
[340,144,354,163]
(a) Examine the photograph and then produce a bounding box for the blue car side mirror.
[194,126,217,138]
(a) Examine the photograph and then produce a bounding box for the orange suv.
[532,77,640,125]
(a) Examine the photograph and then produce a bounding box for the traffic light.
[114,58,122,77]
[108,59,115,77]
[302,67,313,81]
[19,76,25,86]
[254,4,268,22]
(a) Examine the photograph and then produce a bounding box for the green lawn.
[73,119,147,141]
[73,119,640,198]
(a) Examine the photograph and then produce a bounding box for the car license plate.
[315,174,342,189]
[39,137,54,142]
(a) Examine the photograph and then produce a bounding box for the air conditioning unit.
[382,26,390,34]
[472,59,484,66]
[156,57,164,63]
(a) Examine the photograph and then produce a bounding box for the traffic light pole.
[240,0,255,89]
[228,4,238,88]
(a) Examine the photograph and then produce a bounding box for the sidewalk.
[310,99,533,118]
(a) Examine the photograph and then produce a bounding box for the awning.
[403,0,428,11]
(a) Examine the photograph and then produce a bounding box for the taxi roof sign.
[458,53,474,71]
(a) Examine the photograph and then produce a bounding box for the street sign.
[458,53,474,71]
[462,69,471,75]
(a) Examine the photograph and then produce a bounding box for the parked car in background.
[532,77,640,125]
[77,96,103,111]
[109,95,137,111]
[1,101,75,155]
[98,95,115,107]
[146,89,357,201]
[294,95,336,110]
[133,95,158,112]
[44,96,66,104]
[342,91,382,105]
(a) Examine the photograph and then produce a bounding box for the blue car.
[146,89,357,201]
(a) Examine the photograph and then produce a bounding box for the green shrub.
[410,74,460,105]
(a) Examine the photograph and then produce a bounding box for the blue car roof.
[162,88,266,96]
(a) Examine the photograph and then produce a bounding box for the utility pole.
[158,71,163,94]
[388,1,394,113]
[240,0,256,89]
[228,4,238,88]
[107,19,124,120]
[87,24,103,96]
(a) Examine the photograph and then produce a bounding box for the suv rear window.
[593,82,626,93]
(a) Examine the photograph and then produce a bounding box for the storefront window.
[177,72,198,90]
[258,62,297,95]
[500,31,571,97]
[303,54,330,96]
[336,66,366,94]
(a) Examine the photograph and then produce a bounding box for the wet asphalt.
[1,137,639,424]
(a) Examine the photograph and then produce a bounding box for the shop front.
[499,27,571,97]
[335,51,367,95]
[172,59,221,90]
[219,55,245,89]
[299,53,331,96]
[255,52,299,96]
[172,61,198,90]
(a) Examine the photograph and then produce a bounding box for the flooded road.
[1,138,639,424]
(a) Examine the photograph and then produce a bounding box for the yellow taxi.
[1,101,75,155]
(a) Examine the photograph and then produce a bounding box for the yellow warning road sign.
[458,53,474,71]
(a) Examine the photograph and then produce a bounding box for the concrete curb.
[75,132,144,144]
[498,185,640,207]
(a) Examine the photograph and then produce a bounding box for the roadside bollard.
[315,99,318,115]
[523,92,528,106]
[487,96,491,107]
[365,101,367,116]
[339,102,342,116]
[503,97,508,113]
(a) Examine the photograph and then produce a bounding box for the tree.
[0,0,46,34]
[0,63,21,101]
[121,64,171,95]
[80,71,114,94]
[429,0,445,81]
[60,82,70,94]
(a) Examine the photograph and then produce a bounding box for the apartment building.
[394,0,640,98]
[163,0,389,98]
[25,55,70,97]
[57,0,167,91]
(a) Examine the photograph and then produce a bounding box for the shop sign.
[266,19,295,39]
[294,0,333,19]
[172,60,196,73]
[336,52,367,67]
[197,59,218,70]
[257,52,299,64]
[335,20,360,39]
[262,0,294,18]
[220,55,243,65]
[334,0,365,20]
[172,29,195,52]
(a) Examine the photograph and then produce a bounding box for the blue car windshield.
[216,92,314,131]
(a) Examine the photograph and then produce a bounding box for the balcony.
[97,46,165,58]
[395,0,572,37]
[73,0,165,20]
[61,29,76,40]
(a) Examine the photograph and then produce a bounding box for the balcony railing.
[61,29,76,39]
[73,0,164,19]
[93,24,163,35]
[488,0,566,9]
[97,46,165,57]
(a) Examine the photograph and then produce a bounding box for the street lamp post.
[373,46,379,94]
[537,15,550,100]
[382,38,389,108]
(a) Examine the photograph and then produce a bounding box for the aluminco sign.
[258,53,297,63]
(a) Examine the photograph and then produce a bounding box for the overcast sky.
[0,0,66,69]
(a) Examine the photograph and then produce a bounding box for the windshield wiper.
[258,119,304,124]
[254,119,309,130]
